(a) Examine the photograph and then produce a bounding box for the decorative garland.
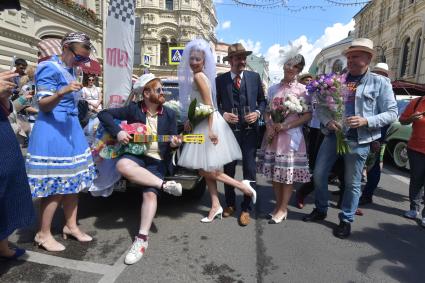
[46,0,101,25]
[230,0,370,11]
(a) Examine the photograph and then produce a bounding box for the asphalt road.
[1,164,424,283]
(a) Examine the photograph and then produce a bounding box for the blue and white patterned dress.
[0,105,35,240]
[26,55,96,197]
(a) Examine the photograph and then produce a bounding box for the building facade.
[247,54,271,91]
[136,0,218,77]
[354,0,425,83]
[215,41,231,75]
[309,33,353,75]
[0,0,104,71]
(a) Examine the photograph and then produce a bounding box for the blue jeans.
[314,133,370,222]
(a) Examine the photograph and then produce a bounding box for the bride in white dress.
[177,39,256,222]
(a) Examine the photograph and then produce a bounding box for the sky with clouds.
[214,0,365,82]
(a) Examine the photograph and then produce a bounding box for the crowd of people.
[1,31,424,267]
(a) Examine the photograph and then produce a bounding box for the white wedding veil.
[178,38,217,118]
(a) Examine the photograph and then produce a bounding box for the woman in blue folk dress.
[26,32,96,252]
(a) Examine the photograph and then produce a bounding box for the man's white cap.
[133,73,158,92]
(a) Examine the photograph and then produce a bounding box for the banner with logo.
[104,0,135,108]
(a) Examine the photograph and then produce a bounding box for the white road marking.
[98,251,128,283]
[382,168,410,185]
[25,250,112,274]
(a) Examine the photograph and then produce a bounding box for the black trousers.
[223,128,257,211]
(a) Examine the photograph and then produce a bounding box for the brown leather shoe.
[223,206,235,217]
[239,211,250,226]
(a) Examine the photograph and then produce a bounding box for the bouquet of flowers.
[267,93,308,144]
[163,99,182,123]
[187,98,214,130]
[306,73,349,154]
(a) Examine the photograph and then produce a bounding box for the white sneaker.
[404,210,418,219]
[162,181,182,196]
[124,237,148,265]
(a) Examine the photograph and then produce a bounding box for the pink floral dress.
[257,81,312,184]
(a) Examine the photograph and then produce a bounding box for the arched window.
[160,37,168,66]
[332,59,343,74]
[165,0,173,10]
[381,47,387,63]
[413,32,422,74]
[170,38,177,47]
[400,37,410,76]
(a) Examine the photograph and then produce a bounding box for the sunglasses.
[70,48,91,64]
[151,87,163,94]
[88,78,95,81]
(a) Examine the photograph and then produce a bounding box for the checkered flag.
[108,0,135,25]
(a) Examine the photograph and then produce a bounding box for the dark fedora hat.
[223,43,252,61]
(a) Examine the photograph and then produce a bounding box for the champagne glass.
[243,106,252,129]
[74,66,84,84]
[231,107,240,131]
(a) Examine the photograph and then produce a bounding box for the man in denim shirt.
[303,38,398,239]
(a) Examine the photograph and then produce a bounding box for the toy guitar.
[131,134,204,144]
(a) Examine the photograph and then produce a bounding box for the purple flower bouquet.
[307,73,350,154]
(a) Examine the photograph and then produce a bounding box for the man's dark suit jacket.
[97,101,177,174]
[215,70,266,131]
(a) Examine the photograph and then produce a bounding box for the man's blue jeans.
[313,133,370,222]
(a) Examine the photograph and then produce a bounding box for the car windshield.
[397,99,411,116]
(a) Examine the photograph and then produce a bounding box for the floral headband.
[61,32,96,52]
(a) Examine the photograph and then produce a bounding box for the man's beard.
[148,93,165,105]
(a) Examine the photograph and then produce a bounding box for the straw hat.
[298,73,313,81]
[372,62,390,77]
[223,43,252,61]
[342,38,376,57]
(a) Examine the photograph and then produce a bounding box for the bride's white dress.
[178,74,242,171]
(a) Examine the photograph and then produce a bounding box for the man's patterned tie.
[234,74,241,91]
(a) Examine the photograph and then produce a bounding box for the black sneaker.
[333,220,351,239]
[358,196,373,206]
[302,208,327,222]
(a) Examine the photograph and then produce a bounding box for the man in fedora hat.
[298,73,314,85]
[216,43,266,226]
[303,38,398,239]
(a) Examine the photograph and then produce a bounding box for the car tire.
[393,140,409,169]
[182,178,206,200]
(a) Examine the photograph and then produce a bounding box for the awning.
[392,80,425,96]
[37,38,102,75]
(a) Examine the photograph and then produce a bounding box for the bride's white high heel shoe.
[242,180,257,204]
[201,207,223,223]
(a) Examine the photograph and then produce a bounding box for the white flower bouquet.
[187,98,214,129]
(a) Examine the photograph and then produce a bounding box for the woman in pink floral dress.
[257,52,312,224]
